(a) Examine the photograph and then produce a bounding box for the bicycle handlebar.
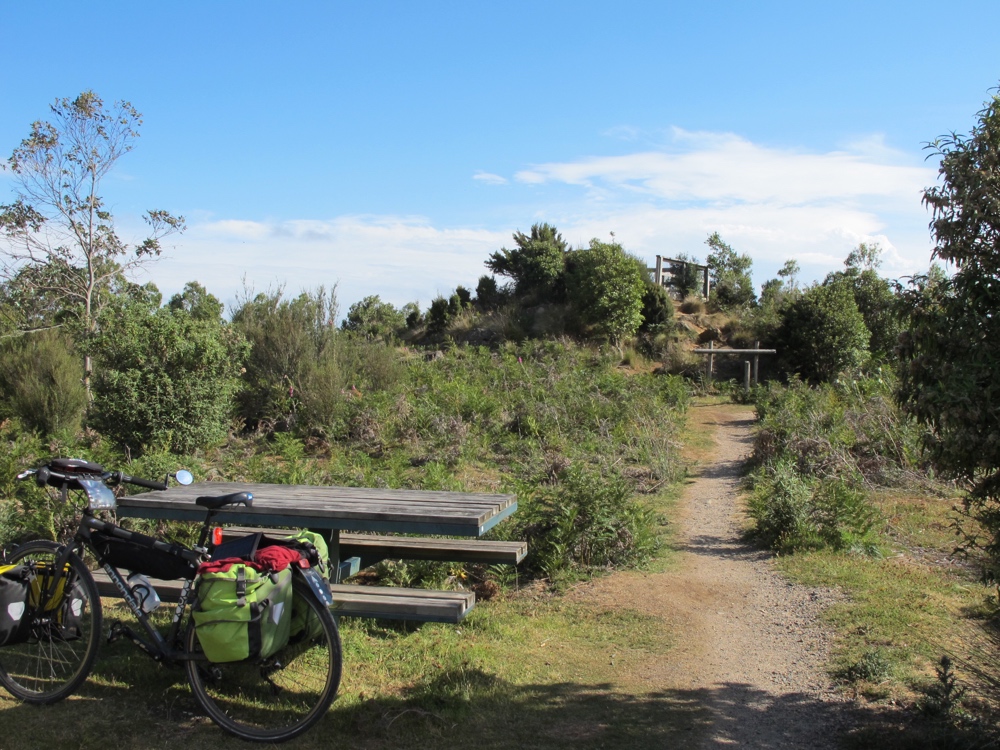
[112,473,168,492]
[17,462,173,493]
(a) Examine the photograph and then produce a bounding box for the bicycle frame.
[38,500,214,665]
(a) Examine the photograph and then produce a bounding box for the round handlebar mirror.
[175,470,194,486]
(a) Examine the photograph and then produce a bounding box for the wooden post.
[655,255,664,286]
[744,360,751,393]
[753,341,760,384]
[707,340,714,383]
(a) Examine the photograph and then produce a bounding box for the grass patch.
[774,488,1000,748]
[0,590,703,750]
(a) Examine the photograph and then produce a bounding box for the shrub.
[230,287,338,429]
[519,465,659,578]
[89,287,247,455]
[775,282,870,382]
[342,295,405,341]
[475,275,503,310]
[0,421,69,546]
[639,280,674,332]
[567,239,645,344]
[426,297,452,335]
[0,329,86,436]
[679,297,706,314]
[746,465,879,553]
[295,338,405,438]
[746,374,925,553]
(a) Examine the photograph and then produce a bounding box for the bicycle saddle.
[51,457,105,474]
[196,492,253,509]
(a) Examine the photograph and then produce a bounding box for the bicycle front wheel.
[0,541,103,704]
[185,576,342,742]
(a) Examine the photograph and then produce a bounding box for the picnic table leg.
[308,527,359,583]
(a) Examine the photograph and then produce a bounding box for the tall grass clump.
[0,330,86,437]
[517,464,659,578]
[747,371,924,552]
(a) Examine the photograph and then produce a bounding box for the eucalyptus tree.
[705,232,756,309]
[898,89,1000,577]
[0,91,185,394]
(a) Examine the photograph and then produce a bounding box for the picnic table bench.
[115,482,520,624]
[90,572,476,623]
[220,527,527,568]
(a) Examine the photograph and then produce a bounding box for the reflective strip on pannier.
[192,564,292,663]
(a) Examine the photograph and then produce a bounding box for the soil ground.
[570,402,861,748]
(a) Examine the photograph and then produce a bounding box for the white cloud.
[512,128,938,284]
[473,171,507,185]
[516,129,932,207]
[146,127,940,313]
[150,215,506,315]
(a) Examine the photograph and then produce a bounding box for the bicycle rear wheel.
[185,576,342,742]
[0,541,103,704]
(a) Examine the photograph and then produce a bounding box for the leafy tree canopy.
[897,89,1000,575]
[168,281,223,321]
[705,232,756,309]
[824,243,900,363]
[568,239,644,344]
[486,223,568,301]
[0,91,185,392]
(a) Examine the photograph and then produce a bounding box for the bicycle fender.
[295,567,333,607]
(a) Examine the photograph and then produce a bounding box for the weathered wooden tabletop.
[116,482,517,537]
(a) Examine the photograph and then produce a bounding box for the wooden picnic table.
[114,482,521,622]
[117,482,517,537]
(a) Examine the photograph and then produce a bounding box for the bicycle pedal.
[107,620,125,643]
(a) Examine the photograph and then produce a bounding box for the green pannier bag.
[0,564,32,647]
[280,530,329,580]
[278,531,330,641]
[193,564,292,663]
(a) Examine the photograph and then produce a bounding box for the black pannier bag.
[90,530,197,581]
[0,565,33,646]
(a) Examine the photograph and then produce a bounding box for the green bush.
[567,239,645,343]
[0,329,86,436]
[341,295,405,342]
[747,463,879,553]
[746,374,926,553]
[89,288,247,455]
[518,465,659,578]
[0,422,69,546]
[775,282,870,382]
[230,287,338,429]
[639,280,674,332]
[297,339,405,438]
[426,296,453,335]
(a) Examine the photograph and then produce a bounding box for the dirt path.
[574,403,854,747]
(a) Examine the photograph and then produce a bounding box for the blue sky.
[3,1,1000,314]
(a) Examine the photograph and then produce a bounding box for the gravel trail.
[575,403,855,747]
